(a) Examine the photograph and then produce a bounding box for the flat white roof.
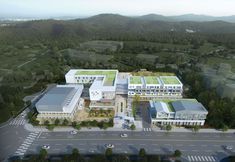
[36,84,83,113]
[66,69,118,87]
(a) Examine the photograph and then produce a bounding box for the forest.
[0,14,235,128]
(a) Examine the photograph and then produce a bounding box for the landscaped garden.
[88,109,114,118]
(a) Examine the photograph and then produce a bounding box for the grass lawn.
[198,43,218,53]
[136,54,158,64]
[76,70,117,86]
[160,76,181,84]
[130,76,142,84]
[132,71,175,76]
[206,57,235,72]
[144,76,159,84]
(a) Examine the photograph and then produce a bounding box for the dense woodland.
[0,14,235,129]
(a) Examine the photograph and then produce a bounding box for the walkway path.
[24,123,235,133]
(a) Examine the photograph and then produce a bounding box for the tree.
[71,148,79,159]
[39,148,47,159]
[105,148,112,157]
[192,125,200,133]
[139,148,146,158]
[149,155,160,162]
[44,120,50,126]
[132,95,140,118]
[222,124,229,132]
[63,119,69,125]
[46,124,55,131]
[166,125,172,132]
[54,118,60,126]
[174,149,182,157]
[102,123,109,130]
[72,121,77,127]
[75,124,81,130]
[130,124,136,130]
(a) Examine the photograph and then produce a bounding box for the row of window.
[129,90,182,93]
[75,76,96,80]
[129,86,182,89]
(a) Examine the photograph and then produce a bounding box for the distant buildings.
[150,99,208,126]
[36,85,84,120]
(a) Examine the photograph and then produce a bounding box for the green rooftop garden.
[144,76,159,84]
[160,77,181,84]
[130,76,142,84]
[153,99,198,112]
[132,71,175,76]
[75,70,117,86]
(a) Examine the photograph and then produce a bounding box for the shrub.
[130,124,136,130]
[174,150,182,157]
[139,148,146,157]
[46,124,55,131]
[105,148,112,157]
[75,124,81,130]
[62,119,69,125]
[44,120,50,126]
[54,118,60,125]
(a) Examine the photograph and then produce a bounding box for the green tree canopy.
[105,148,113,157]
[174,149,182,157]
[139,148,146,158]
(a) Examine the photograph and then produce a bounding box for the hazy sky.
[0,0,235,18]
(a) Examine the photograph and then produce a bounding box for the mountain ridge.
[1,13,235,23]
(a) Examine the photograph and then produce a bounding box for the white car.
[225,145,233,150]
[105,144,114,148]
[70,130,78,135]
[42,145,50,150]
[89,149,95,153]
[120,133,128,138]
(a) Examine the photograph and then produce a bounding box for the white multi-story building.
[150,99,208,126]
[65,69,119,109]
[36,85,84,120]
[128,75,183,98]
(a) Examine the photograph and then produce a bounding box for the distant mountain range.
[137,14,235,23]
[1,13,235,42]
[1,13,235,23]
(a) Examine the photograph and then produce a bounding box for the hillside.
[1,14,235,44]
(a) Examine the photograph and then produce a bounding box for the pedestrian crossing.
[187,155,218,162]
[14,131,40,156]
[143,128,152,132]
[9,118,26,126]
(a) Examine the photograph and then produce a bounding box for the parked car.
[42,145,50,150]
[105,144,114,148]
[225,145,233,150]
[70,130,78,135]
[120,133,128,138]
[89,149,95,153]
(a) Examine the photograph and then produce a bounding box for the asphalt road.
[1,110,235,162]
[0,124,29,161]
[139,102,152,130]
[26,131,235,161]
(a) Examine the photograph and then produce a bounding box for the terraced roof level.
[144,76,159,85]
[130,76,142,84]
[160,76,181,85]
[75,70,117,86]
